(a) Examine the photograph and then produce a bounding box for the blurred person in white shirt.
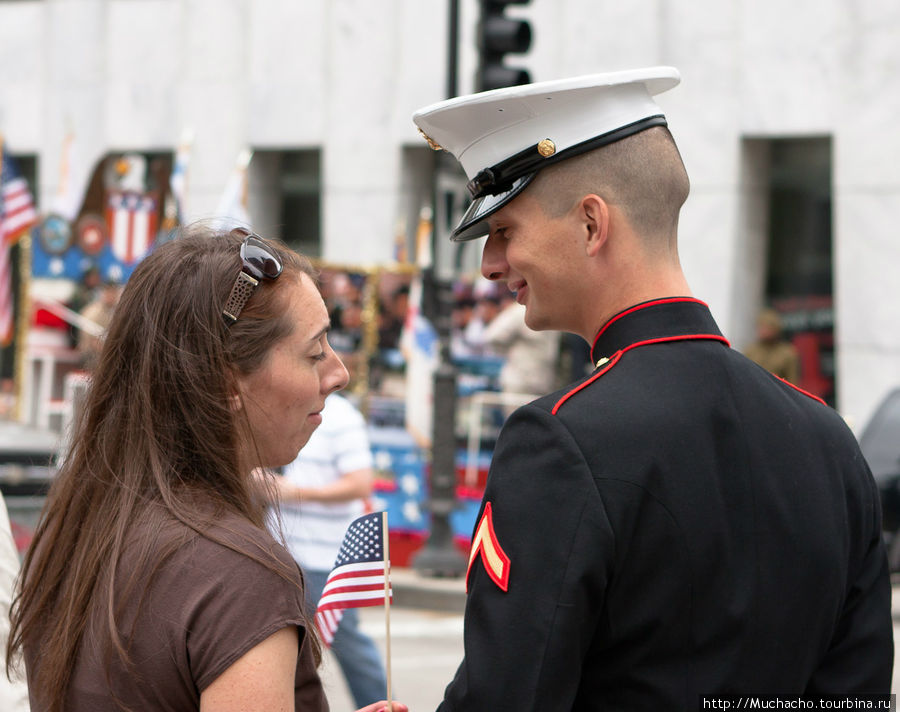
[1,493,30,711]
[272,393,389,708]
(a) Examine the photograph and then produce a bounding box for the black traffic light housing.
[477,0,532,92]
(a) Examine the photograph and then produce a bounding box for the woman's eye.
[312,351,327,362]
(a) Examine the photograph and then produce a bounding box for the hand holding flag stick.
[357,702,407,712]
[315,511,397,712]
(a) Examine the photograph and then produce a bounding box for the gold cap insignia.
[417,128,444,152]
[537,139,556,157]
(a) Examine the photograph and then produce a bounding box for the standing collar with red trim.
[589,297,727,366]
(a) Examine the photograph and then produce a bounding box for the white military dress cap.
[412,66,681,241]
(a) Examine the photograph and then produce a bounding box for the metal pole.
[446,0,459,99]
[411,0,468,578]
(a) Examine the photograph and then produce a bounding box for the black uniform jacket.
[440,298,893,711]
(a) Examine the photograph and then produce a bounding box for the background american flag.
[315,511,392,646]
[0,143,38,345]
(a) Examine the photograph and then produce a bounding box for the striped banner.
[106,190,157,265]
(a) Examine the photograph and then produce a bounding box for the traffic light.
[476,0,532,92]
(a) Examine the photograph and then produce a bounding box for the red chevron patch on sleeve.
[466,501,511,593]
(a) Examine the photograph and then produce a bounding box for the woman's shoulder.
[133,506,301,587]
[195,511,298,576]
[121,510,311,703]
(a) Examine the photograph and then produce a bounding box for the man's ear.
[580,194,609,257]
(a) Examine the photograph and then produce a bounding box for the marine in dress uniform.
[412,68,893,710]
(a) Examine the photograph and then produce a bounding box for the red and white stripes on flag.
[0,175,37,241]
[106,190,158,265]
[315,511,392,646]
[0,145,38,345]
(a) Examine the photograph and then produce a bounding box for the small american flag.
[315,511,392,646]
[0,144,38,345]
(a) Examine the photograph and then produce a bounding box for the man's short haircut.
[527,126,690,245]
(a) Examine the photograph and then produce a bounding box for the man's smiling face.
[480,190,585,334]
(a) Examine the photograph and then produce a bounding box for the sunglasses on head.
[222,229,284,326]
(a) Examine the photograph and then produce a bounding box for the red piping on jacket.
[552,333,730,415]
[590,297,710,361]
[776,376,826,406]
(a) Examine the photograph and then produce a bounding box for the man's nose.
[481,235,506,282]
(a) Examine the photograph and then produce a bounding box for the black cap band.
[465,114,669,200]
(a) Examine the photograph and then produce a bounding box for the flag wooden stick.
[382,511,393,712]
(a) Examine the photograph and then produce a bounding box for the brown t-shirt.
[28,512,328,711]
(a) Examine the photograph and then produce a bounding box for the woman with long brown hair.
[5,225,406,712]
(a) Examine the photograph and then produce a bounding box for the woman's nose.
[326,349,350,394]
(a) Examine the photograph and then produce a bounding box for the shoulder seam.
[553,333,730,415]
[776,375,827,406]
[551,352,622,415]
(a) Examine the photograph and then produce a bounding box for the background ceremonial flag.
[315,510,393,647]
[168,128,193,225]
[49,129,90,222]
[50,130,76,220]
[0,140,38,345]
[400,206,438,448]
[215,148,252,228]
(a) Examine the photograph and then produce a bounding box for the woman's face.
[235,273,349,469]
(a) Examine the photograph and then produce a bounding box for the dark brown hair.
[6,224,320,711]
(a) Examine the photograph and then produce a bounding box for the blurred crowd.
[319,267,595,412]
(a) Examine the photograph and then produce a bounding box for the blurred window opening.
[250,149,321,257]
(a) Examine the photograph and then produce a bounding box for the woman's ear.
[228,373,245,413]
[580,194,609,257]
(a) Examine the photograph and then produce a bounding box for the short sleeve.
[61,515,327,712]
[172,531,309,693]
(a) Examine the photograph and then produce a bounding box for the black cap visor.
[451,175,535,242]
